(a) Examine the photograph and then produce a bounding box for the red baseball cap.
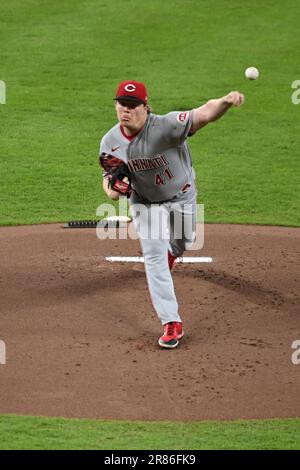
[114,80,148,104]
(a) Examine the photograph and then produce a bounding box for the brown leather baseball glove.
[99,153,132,197]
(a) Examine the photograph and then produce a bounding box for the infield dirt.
[0,224,299,421]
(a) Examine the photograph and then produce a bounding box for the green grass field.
[0,415,299,450]
[0,0,299,450]
[0,0,299,226]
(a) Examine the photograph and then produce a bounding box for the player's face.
[115,100,148,134]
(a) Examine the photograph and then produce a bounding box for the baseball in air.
[245,67,259,80]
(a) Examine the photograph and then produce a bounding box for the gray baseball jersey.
[99,111,196,202]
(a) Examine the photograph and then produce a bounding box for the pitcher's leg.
[140,236,182,325]
[169,191,197,257]
[130,199,181,325]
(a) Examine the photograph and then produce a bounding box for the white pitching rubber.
[104,216,132,223]
[106,256,213,263]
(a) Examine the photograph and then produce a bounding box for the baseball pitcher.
[99,81,244,348]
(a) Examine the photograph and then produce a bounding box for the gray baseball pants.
[129,183,197,325]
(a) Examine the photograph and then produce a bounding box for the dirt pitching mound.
[0,223,299,421]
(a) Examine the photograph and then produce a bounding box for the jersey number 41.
[155,168,174,185]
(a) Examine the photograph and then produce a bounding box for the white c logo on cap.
[124,84,136,93]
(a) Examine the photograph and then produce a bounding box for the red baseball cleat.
[168,250,177,271]
[174,321,184,340]
[158,322,184,349]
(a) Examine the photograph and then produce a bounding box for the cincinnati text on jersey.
[127,155,169,172]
